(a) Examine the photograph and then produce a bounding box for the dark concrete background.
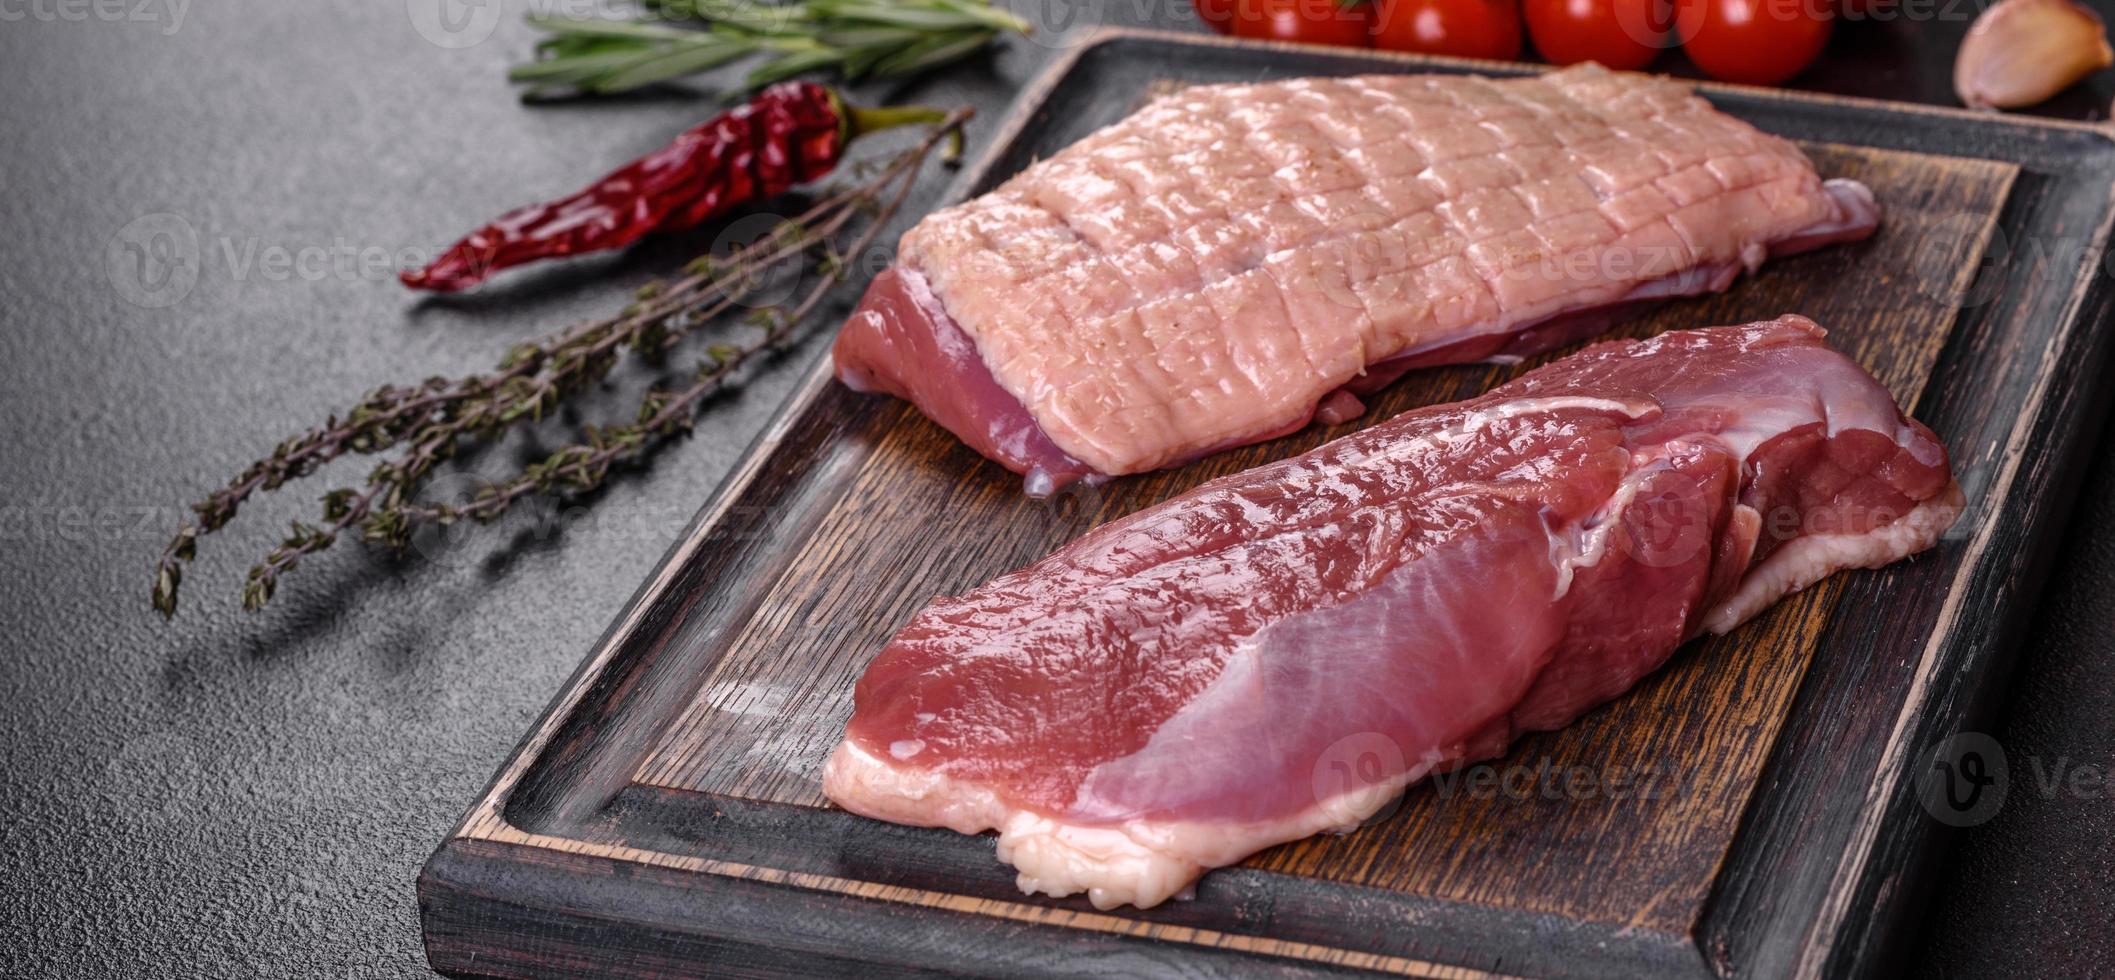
[0,2,2107,976]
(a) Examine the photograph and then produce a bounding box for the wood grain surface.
[419,30,2115,980]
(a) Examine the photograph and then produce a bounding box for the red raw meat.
[824,317,1961,909]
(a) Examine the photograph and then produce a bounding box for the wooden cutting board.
[419,30,2115,980]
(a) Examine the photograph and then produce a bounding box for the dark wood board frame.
[420,29,2115,980]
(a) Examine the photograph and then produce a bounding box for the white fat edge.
[1322,395,1660,478]
[823,739,1010,838]
[1739,240,1769,275]
[1011,738,1462,909]
[1699,482,1964,636]
[1700,489,1964,635]
[1683,393,1822,465]
[1546,457,1666,601]
[825,737,1448,911]
[1465,395,1660,427]
[1022,468,1057,498]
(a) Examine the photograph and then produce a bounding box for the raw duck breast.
[823,317,1962,910]
[833,65,1880,494]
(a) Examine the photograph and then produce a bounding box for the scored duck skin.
[832,65,1880,494]
[823,318,1961,910]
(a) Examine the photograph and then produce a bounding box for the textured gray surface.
[0,2,2106,977]
[1917,441,2115,979]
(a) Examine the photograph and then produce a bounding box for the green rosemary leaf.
[685,0,821,34]
[922,0,1034,33]
[745,46,845,87]
[592,37,761,92]
[836,39,900,80]
[537,32,648,58]
[522,14,700,41]
[808,2,995,32]
[871,28,990,78]
[813,25,924,48]
[508,49,658,85]
[513,0,1025,97]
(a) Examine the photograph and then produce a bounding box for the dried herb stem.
[152,108,969,618]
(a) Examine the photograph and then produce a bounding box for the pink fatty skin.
[850,67,1884,485]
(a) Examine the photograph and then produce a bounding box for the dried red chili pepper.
[401,81,950,293]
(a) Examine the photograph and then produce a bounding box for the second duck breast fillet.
[826,317,1959,911]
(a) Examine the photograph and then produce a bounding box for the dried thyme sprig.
[151,108,970,618]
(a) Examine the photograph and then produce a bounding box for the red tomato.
[1194,0,1238,32]
[1675,0,1832,85]
[1371,0,1525,59]
[1225,0,1374,47]
[1525,0,1671,70]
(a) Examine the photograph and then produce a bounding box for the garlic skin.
[1955,0,2115,110]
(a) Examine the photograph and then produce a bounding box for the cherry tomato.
[1225,0,1374,47]
[1193,0,1237,33]
[1371,0,1525,59]
[1525,0,1671,70]
[1675,0,1832,85]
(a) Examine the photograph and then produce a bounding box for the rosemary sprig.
[151,108,972,619]
[511,0,1031,98]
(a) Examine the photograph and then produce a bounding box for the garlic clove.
[1955,0,2115,110]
